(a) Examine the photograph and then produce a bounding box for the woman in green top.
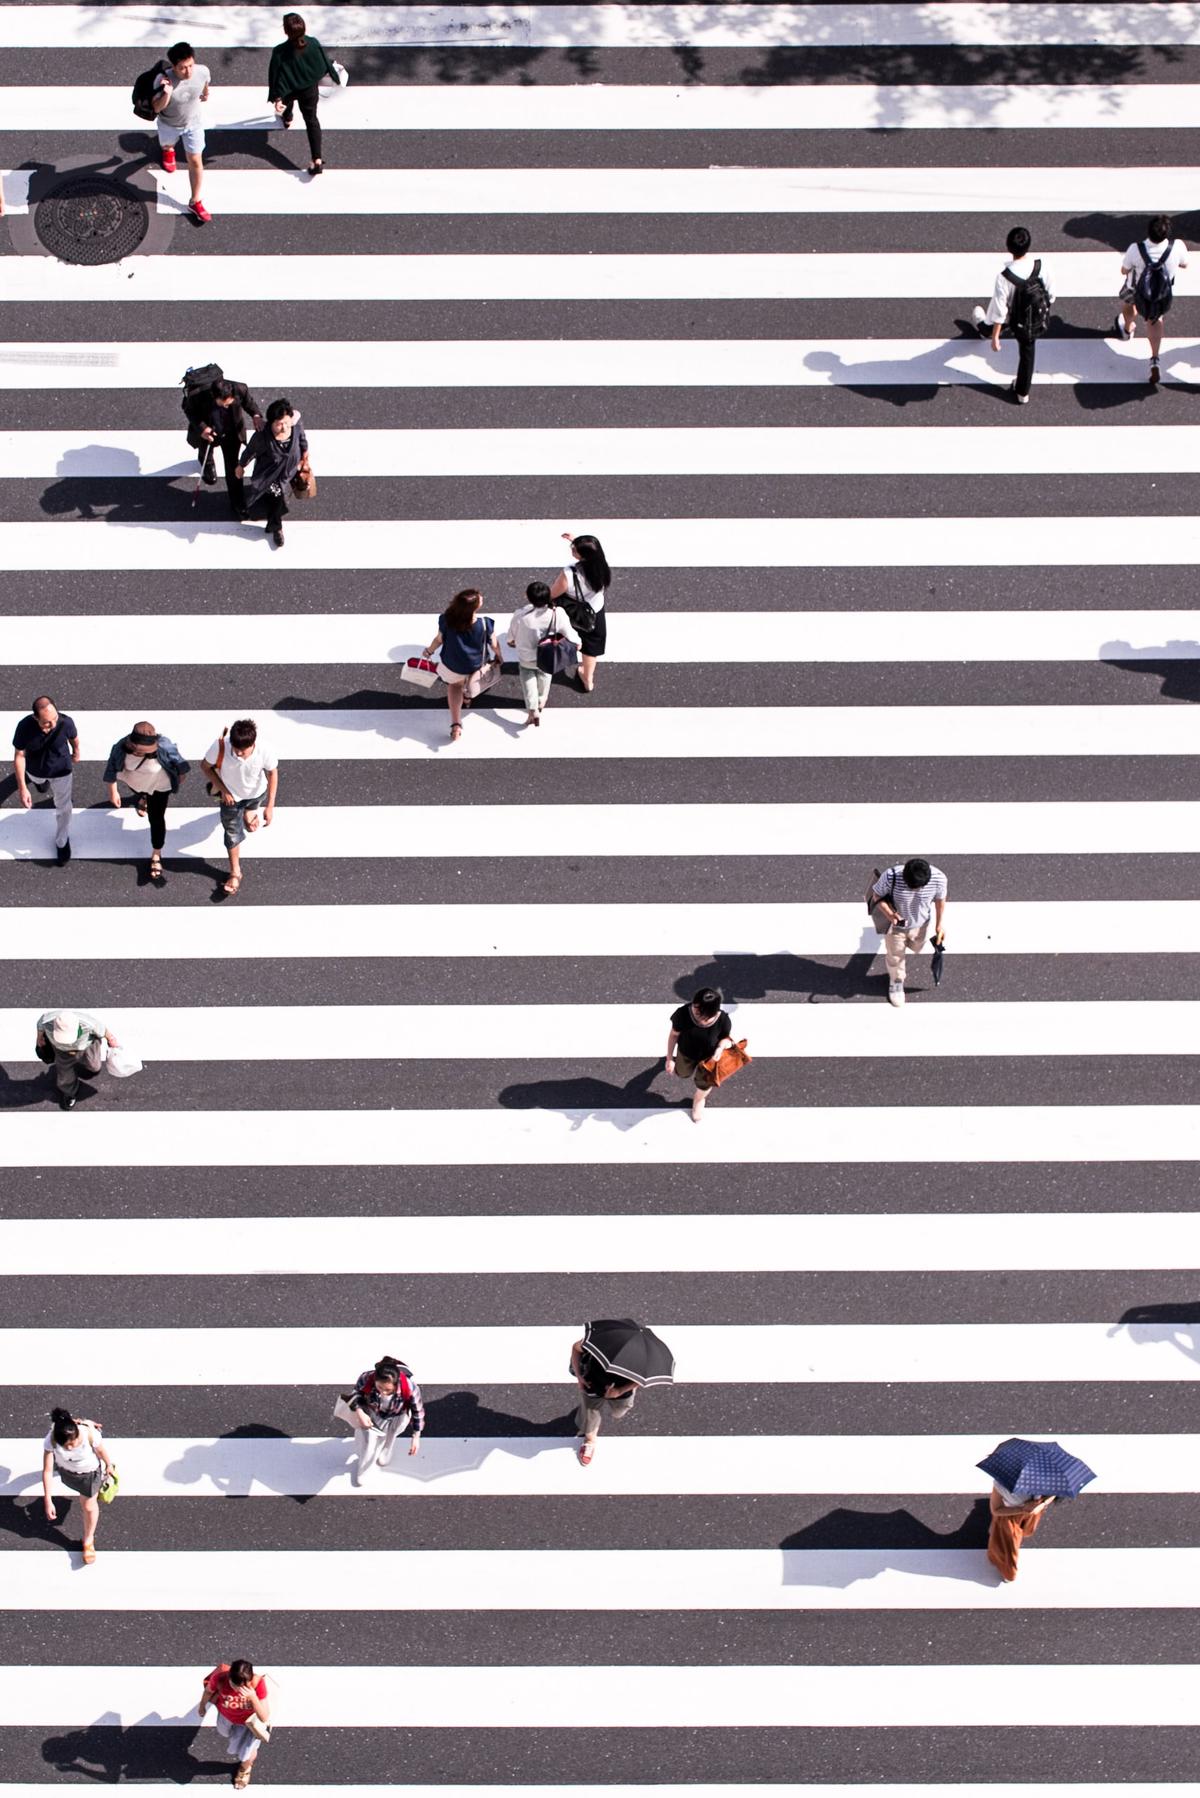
[267,12,339,174]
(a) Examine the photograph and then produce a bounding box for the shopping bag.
[106,1046,143,1079]
[333,1394,360,1430]
[98,1464,120,1505]
[400,657,441,690]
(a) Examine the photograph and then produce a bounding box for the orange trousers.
[987,1487,1052,1581]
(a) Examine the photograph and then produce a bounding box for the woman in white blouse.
[42,1407,115,1564]
[506,579,579,726]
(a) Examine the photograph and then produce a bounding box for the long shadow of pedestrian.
[272,687,524,749]
[421,1390,575,1443]
[40,460,200,525]
[0,1064,57,1109]
[673,950,880,1003]
[779,1499,994,1588]
[0,1494,77,1551]
[498,1060,676,1131]
[1108,1301,1200,1364]
[165,1423,340,1507]
[116,128,298,175]
[42,1720,225,1783]
[1099,640,1200,702]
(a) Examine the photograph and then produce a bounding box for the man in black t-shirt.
[665,986,733,1124]
[12,695,80,865]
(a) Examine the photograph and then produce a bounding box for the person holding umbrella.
[977,1437,1096,1582]
[570,1318,674,1467]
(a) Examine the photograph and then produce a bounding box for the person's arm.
[239,388,265,432]
[151,78,173,114]
[200,78,210,101]
[424,631,443,658]
[933,894,947,937]
[70,735,81,766]
[200,748,237,807]
[89,1427,114,1475]
[262,766,279,827]
[870,875,904,927]
[407,1379,425,1456]
[241,1682,270,1723]
[267,46,284,104]
[547,571,569,601]
[13,747,32,809]
[570,1339,588,1387]
[296,422,309,464]
[664,1027,680,1074]
[42,1448,56,1520]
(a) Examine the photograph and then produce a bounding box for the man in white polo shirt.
[867,857,948,1008]
[200,718,279,899]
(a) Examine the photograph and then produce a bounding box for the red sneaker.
[161,146,176,173]
[189,198,212,224]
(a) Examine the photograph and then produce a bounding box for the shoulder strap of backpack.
[215,727,228,773]
[1031,259,1041,280]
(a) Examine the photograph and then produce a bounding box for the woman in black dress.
[548,531,611,693]
[234,397,310,548]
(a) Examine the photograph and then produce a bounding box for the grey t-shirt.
[154,63,210,127]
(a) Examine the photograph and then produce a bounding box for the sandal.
[223,874,242,896]
[449,723,463,741]
[149,852,164,884]
[135,793,149,818]
[578,1440,595,1466]
[309,158,323,174]
[234,1766,253,1789]
[81,1540,96,1564]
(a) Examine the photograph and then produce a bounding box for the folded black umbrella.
[931,934,946,986]
[581,1318,675,1387]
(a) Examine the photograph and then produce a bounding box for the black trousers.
[246,486,289,532]
[282,83,322,160]
[144,788,170,851]
[1013,332,1037,399]
[199,433,248,515]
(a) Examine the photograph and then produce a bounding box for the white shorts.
[157,117,205,155]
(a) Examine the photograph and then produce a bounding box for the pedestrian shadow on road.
[1099,642,1200,703]
[780,1499,996,1587]
[0,1494,77,1552]
[673,949,881,1003]
[274,687,526,748]
[498,1059,680,1130]
[42,1720,225,1783]
[117,127,299,176]
[1109,1302,1200,1364]
[0,1064,100,1111]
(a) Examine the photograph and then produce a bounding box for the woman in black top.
[547,531,611,693]
[665,986,733,1124]
[234,398,310,547]
[268,12,340,174]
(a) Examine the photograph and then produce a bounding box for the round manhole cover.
[35,175,149,265]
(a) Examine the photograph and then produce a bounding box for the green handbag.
[98,1464,120,1505]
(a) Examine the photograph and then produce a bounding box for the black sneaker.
[56,841,71,866]
[58,1092,77,1111]
[1150,360,1161,386]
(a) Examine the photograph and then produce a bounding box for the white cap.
[49,1012,81,1048]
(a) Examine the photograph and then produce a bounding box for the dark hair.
[570,533,611,595]
[128,720,158,747]
[526,580,551,606]
[1005,225,1031,259]
[374,1356,401,1383]
[1149,214,1171,242]
[212,379,237,401]
[266,398,293,425]
[31,694,55,715]
[227,1659,255,1686]
[167,41,194,64]
[692,987,723,1017]
[50,1407,79,1447]
[903,857,932,888]
[229,719,257,751]
[282,11,307,45]
[444,587,482,633]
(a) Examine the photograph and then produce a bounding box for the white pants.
[30,771,73,848]
[519,663,551,712]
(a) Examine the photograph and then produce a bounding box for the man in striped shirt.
[868,858,948,1008]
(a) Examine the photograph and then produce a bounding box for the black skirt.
[578,607,607,658]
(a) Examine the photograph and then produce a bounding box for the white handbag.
[105,1045,143,1079]
[333,1394,361,1429]
[400,656,441,690]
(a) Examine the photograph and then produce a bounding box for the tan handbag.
[290,464,317,500]
[702,1039,751,1088]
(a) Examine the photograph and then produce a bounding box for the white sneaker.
[1114,312,1131,340]
[888,981,905,1007]
[971,304,989,337]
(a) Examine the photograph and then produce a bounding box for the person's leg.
[185,148,204,206]
[146,789,169,874]
[53,1048,79,1103]
[221,800,246,893]
[79,1039,105,1077]
[518,663,540,721]
[691,1063,715,1123]
[535,666,552,712]
[1013,333,1035,400]
[156,117,178,171]
[884,926,908,1002]
[579,652,596,691]
[297,85,323,163]
[218,437,245,514]
[48,772,73,849]
[352,1425,378,1484]
[264,488,287,542]
[79,1494,99,1554]
[376,1412,409,1467]
[1147,316,1164,380]
[609,1392,636,1422]
[446,677,465,737]
[1119,300,1138,338]
[576,1392,603,1462]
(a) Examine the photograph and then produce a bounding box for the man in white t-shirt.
[1116,214,1188,386]
[199,718,279,897]
[152,40,212,224]
[971,225,1054,405]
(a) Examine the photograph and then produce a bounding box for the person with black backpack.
[971,225,1053,406]
[181,365,264,515]
[1117,215,1189,387]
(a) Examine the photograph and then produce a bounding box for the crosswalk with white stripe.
[2,0,1198,1791]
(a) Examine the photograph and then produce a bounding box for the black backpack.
[1002,259,1051,339]
[131,62,166,121]
[561,565,598,636]
[180,363,224,416]
[1134,240,1175,322]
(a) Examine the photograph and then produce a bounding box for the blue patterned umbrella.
[977,1437,1096,1498]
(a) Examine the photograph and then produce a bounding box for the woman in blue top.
[424,587,502,742]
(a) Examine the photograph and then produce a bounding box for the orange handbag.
[703,1038,752,1088]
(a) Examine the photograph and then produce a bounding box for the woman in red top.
[197,1659,271,1788]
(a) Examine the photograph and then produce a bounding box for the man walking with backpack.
[151,41,212,224]
[181,367,263,516]
[1116,215,1188,386]
[972,226,1052,405]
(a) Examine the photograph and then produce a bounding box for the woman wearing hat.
[103,721,190,885]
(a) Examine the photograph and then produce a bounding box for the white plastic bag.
[105,1045,143,1079]
[327,59,349,87]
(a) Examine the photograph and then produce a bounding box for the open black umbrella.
[930,933,946,986]
[581,1318,675,1387]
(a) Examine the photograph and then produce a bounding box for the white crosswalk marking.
[2,1,1196,1788]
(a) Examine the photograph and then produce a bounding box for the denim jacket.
[102,734,190,793]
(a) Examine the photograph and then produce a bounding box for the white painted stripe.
[3,338,1198,390]
[134,164,1200,217]
[1,1105,1194,1171]
[23,425,1200,480]
[38,705,1200,764]
[0,252,1148,305]
[5,1001,1199,1065]
[2,4,1198,49]
[8,1545,1200,1612]
[0,517,1195,572]
[8,83,1200,131]
[2,1662,1200,1727]
[2,801,1197,863]
[0,1321,1197,1386]
[0,1433,1184,1499]
[5,1211,1200,1276]
[1,900,1198,962]
[5,610,1199,668]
